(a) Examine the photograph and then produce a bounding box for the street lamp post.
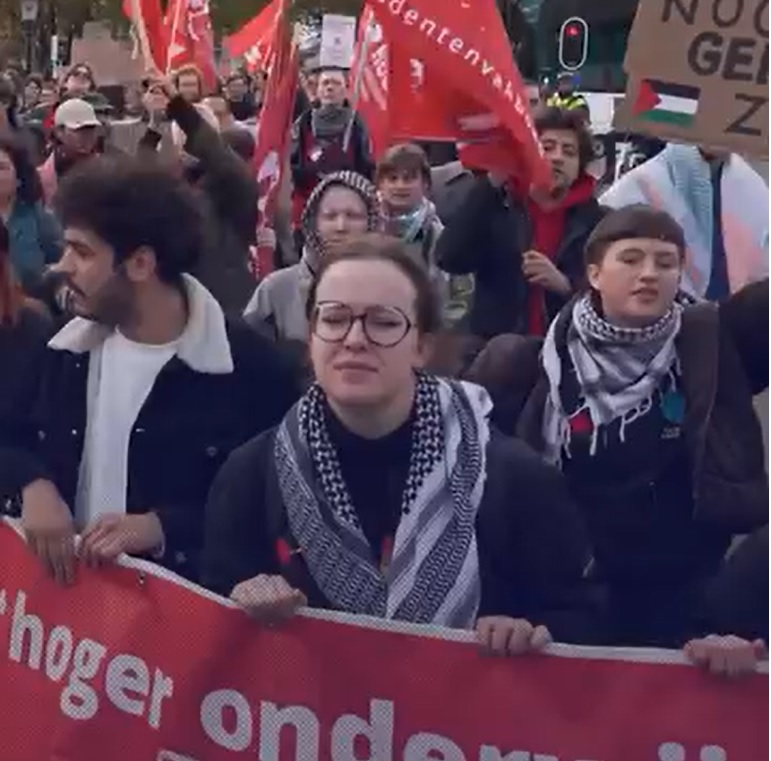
[20,0,40,73]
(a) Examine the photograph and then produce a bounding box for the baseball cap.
[54,98,100,130]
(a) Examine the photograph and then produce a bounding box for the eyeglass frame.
[311,300,415,348]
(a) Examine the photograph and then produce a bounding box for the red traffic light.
[558,16,589,70]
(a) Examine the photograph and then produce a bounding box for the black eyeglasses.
[312,302,413,348]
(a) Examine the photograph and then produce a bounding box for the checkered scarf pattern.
[274,374,492,628]
[541,294,682,465]
[300,171,381,268]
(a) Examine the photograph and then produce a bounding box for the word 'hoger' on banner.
[616,0,769,157]
[0,521,767,761]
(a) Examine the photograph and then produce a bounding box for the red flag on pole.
[121,0,168,72]
[250,2,298,279]
[369,0,550,188]
[224,0,281,71]
[164,0,218,89]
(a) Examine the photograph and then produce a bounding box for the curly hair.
[53,156,208,284]
[0,133,43,207]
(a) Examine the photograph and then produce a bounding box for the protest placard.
[615,0,768,157]
[320,14,357,69]
[0,521,767,761]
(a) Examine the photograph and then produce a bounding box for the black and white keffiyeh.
[274,374,492,629]
[541,294,682,465]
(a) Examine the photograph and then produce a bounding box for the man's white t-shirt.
[75,331,177,529]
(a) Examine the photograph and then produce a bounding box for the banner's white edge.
[3,519,767,674]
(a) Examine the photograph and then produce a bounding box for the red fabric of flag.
[350,6,391,159]
[224,0,280,70]
[370,0,551,189]
[165,0,218,89]
[121,0,168,72]
[250,5,298,279]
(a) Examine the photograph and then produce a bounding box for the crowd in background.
[0,51,767,677]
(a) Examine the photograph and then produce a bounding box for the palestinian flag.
[633,79,700,127]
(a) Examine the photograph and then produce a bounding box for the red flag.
[121,0,168,72]
[250,4,298,279]
[165,0,218,89]
[224,0,280,72]
[370,0,550,188]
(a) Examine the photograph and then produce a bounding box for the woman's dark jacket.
[467,287,769,565]
[435,175,604,339]
[202,426,598,644]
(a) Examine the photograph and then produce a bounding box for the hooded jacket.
[243,171,381,345]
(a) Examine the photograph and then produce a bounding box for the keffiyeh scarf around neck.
[311,103,352,139]
[273,374,492,629]
[541,294,682,466]
[382,198,436,244]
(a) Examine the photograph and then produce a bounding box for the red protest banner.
[0,520,766,761]
[223,0,280,71]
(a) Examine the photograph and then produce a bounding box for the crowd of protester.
[0,56,767,677]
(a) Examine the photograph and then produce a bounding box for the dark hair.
[533,106,594,173]
[0,133,44,206]
[25,74,43,91]
[584,205,687,267]
[305,233,442,335]
[53,156,207,284]
[376,143,431,186]
[64,63,96,90]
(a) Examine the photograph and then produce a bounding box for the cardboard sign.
[320,14,357,69]
[615,0,768,157]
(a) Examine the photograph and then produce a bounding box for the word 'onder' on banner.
[617,0,769,157]
[0,521,766,761]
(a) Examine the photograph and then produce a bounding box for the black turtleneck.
[324,403,413,560]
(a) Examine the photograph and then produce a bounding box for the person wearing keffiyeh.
[243,171,381,346]
[468,205,768,656]
[204,234,596,654]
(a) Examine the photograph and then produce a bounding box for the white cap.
[54,98,100,130]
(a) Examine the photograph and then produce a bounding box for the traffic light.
[558,17,589,71]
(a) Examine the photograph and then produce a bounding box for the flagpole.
[343,15,375,153]
[130,0,155,70]
[166,0,184,74]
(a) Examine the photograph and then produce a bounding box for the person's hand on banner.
[80,512,165,566]
[522,250,571,296]
[476,617,552,657]
[684,635,767,678]
[21,479,76,586]
[230,574,307,624]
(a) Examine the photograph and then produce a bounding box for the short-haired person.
[436,107,604,341]
[377,143,473,327]
[204,234,595,650]
[223,72,256,122]
[290,67,374,232]
[0,157,300,585]
[468,206,768,656]
[174,64,204,104]
[38,99,105,207]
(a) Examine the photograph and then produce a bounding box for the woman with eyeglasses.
[203,234,595,653]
